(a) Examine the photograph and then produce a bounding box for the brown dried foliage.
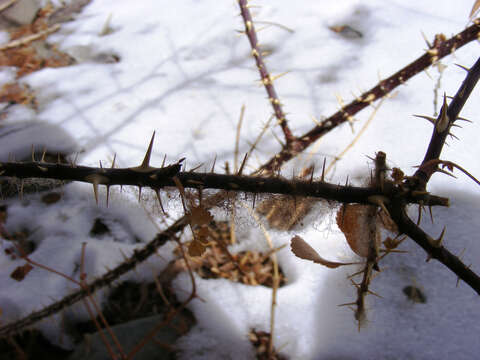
[179,221,286,287]
[0,3,73,77]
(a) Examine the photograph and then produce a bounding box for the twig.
[0,24,61,50]
[237,0,295,145]
[387,199,480,295]
[0,216,189,338]
[240,201,280,356]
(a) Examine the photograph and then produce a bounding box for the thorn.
[448,132,460,140]
[252,192,256,209]
[432,226,446,248]
[456,116,473,123]
[189,163,204,172]
[454,63,470,72]
[40,148,46,163]
[31,145,35,162]
[99,160,103,170]
[85,174,109,205]
[139,132,155,171]
[350,279,360,289]
[417,203,423,225]
[211,154,217,173]
[161,154,166,168]
[237,153,248,175]
[111,154,116,168]
[421,31,432,48]
[413,114,436,125]
[338,302,357,307]
[368,195,390,217]
[309,164,315,183]
[437,168,457,178]
[436,93,450,134]
[344,175,349,187]
[367,290,383,298]
[92,183,99,205]
[321,158,326,182]
[154,188,165,214]
[428,206,434,223]
[270,71,289,82]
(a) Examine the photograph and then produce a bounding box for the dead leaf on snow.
[10,263,33,281]
[290,235,355,268]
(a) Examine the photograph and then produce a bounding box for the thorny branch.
[391,56,480,295]
[237,0,295,145]
[0,160,448,207]
[2,13,480,339]
[387,198,480,295]
[413,56,480,187]
[0,216,189,338]
[258,20,480,173]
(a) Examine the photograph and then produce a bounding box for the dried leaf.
[290,235,354,268]
[336,204,370,257]
[257,195,315,230]
[196,225,210,240]
[188,240,206,257]
[383,237,399,250]
[10,263,33,281]
[189,206,213,226]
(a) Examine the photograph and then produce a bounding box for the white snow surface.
[1,0,480,359]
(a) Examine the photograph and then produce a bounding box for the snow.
[1,0,480,359]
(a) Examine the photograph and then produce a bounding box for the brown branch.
[413,56,480,187]
[237,0,295,145]
[0,216,189,338]
[257,20,480,173]
[391,57,480,295]
[0,160,449,207]
[387,199,480,295]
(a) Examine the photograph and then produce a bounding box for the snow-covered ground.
[1,1,480,359]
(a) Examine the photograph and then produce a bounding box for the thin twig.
[0,24,61,50]
[237,0,295,145]
[240,201,280,356]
